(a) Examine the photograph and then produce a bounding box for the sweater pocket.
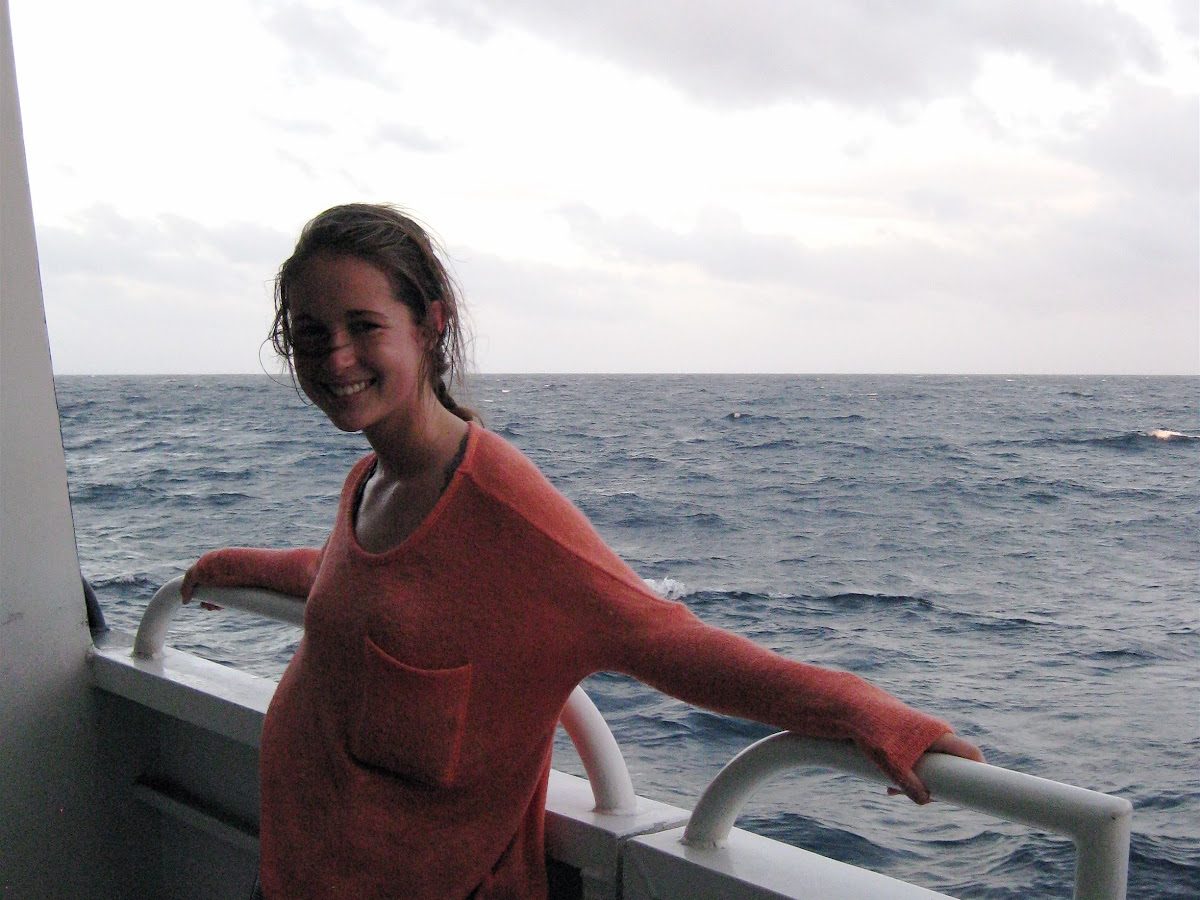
[349,636,472,788]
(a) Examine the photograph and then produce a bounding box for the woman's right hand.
[181,553,223,609]
[888,731,986,804]
[180,563,201,603]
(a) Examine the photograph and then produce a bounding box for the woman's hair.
[271,203,474,420]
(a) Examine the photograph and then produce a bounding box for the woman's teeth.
[328,380,372,398]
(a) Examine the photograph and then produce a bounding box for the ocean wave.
[678,589,936,618]
[1145,429,1199,442]
[824,591,933,608]
[682,707,774,742]
[1071,431,1197,450]
[1129,833,1200,897]
[684,589,774,612]
[720,411,785,424]
[961,613,1050,632]
[90,573,159,593]
[643,576,688,600]
[987,430,1200,452]
[176,465,259,482]
[62,435,107,452]
[737,811,908,870]
[1090,430,1200,449]
[615,453,666,469]
[1084,646,1158,665]
[740,439,801,451]
[1023,489,1061,504]
[173,491,255,508]
[69,482,164,505]
[921,604,1064,635]
[971,838,1077,897]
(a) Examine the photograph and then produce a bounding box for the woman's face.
[287,253,434,437]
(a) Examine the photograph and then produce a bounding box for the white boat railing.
[133,576,639,815]
[134,578,1133,898]
[681,731,1132,900]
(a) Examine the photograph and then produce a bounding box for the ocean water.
[57,373,1198,899]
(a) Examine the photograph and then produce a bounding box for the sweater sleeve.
[188,546,323,599]
[584,573,951,785]
[465,429,953,785]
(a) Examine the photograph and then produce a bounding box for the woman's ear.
[427,300,446,335]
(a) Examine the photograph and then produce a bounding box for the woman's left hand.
[891,732,985,804]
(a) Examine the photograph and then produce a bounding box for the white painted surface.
[91,640,276,749]
[92,632,692,900]
[546,770,690,900]
[625,826,955,900]
[0,2,121,894]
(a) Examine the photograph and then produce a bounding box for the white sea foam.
[643,576,688,600]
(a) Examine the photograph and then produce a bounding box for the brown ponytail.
[435,377,477,423]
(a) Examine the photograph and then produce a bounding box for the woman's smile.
[325,378,376,399]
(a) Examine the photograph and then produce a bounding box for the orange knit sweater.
[196,423,950,898]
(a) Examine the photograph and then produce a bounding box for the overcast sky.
[11,0,1198,375]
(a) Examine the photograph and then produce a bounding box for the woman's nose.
[324,334,357,371]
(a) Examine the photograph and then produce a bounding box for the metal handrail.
[681,731,1132,900]
[134,575,639,815]
[133,576,305,656]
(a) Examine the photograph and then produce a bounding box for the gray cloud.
[37,209,296,373]
[452,202,1196,374]
[1057,81,1199,196]
[263,2,392,85]
[37,207,291,292]
[1173,0,1199,38]
[559,66,1198,327]
[453,247,646,323]
[390,0,1160,109]
[902,188,976,223]
[264,116,336,137]
[375,122,452,153]
[557,195,1196,324]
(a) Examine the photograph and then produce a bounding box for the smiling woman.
[181,202,982,899]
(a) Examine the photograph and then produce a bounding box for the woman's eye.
[292,326,329,353]
[350,321,380,335]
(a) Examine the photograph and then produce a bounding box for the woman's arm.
[592,585,983,803]
[181,546,323,602]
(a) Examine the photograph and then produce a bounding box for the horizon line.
[51,370,1199,378]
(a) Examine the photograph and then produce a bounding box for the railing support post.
[133,577,638,815]
[683,732,1131,900]
[558,686,639,814]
